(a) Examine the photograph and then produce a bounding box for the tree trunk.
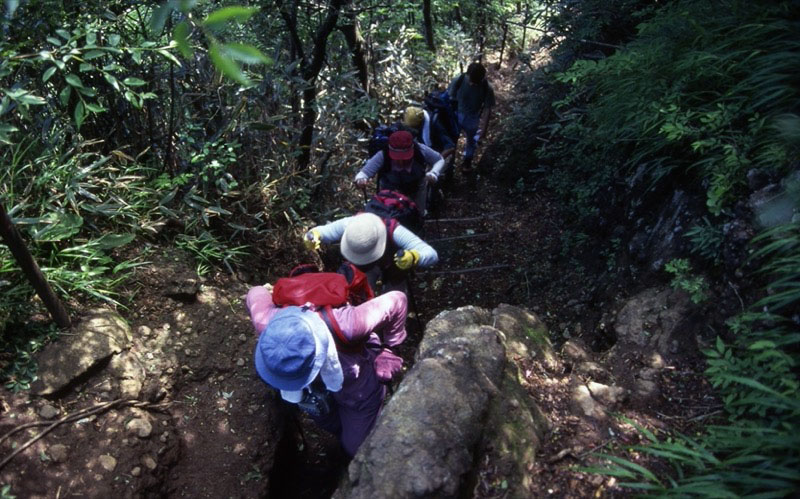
[477,0,487,55]
[498,23,508,68]
[521,3,531,52]
[0,202,70,328]
[423,0,435,52]
[277,0,344,170]
[339,9,372,96]
[298,84,318,170]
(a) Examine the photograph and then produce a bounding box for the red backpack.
[272,264,374,353]
[363,189,423,235]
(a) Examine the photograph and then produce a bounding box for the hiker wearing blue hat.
[247,284,407,457]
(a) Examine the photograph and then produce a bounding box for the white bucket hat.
[340,213,387,265]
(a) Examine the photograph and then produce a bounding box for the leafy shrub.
[535,0,800,225]
[529,1,800,494]
[664,258,708,304]
[685,218,725,265]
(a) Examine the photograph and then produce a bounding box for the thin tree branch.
[428,233,492,243]
[0,399,166,471]
[423,264,511,275]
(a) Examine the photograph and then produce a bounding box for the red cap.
[387,131,414,161]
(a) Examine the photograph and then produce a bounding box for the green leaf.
[42,66,58,83]
[151,1,175,35]
[56,29,70,40]
[209,43,248,85]
[79,63,94,72]
[86,32,96,45]
[104,74,120,91]
[47,36,62,46]
[83,50,105,60]
[59,85,71,106]
[31,212,84,242]
[123,77,147,87]
[65,74,84,88]
[124,91,142,109]
[13,92,46,106]
[749,340,777,350]
[108,34,121,47]
[74,101,86,129]
[203,6,259,29]
[156,49,182,66]
[85,102,107,113]
[0,123,19,145]
[173,21,192,59]
[204,206,233,216]
[159,188,178,205]
[222,43,270,65]
[77,87,97,97]
[95,233,135,249]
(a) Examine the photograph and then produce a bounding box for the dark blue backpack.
[368,123,403,158]
[424,89,460,141]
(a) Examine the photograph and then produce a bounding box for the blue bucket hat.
[254,307,330,392]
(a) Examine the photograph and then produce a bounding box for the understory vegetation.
[501,0,799,495]
[2,0,799,495]
[0,0,534,402]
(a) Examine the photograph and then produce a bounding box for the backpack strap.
[288,263,319,277]
[413,143,425,165]
[379,146,391,176]
[380,143,425,176]
[384,217,398,241]
[317,305,365,354]
[453,73,489,112]
[454,73,465,94]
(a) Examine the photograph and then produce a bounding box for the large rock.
[604,286,700,406]
[479,305,555,498]
[611,287,697,359]
[628,190,690,271]
[32,308,131,396]
[335,306,505,499]
[750,170,800,229]
[335,305,554,499]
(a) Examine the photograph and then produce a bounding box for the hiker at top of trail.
[447,61,496,178]
[247,283,407,458]
[355,130,445,216]
[304,212,438,293]
[403,106,456,161]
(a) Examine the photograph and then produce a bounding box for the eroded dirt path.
[0,59,714,499]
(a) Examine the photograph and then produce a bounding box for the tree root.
[0,398,169,471]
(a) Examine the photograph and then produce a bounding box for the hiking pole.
[360,184,368,204]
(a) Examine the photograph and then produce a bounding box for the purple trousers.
[246,287,407,456]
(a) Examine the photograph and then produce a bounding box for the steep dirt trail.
[0,58,715,499]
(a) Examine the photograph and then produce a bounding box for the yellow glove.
[394,249,420,270]
[304,229,321,251]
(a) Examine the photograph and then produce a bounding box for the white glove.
[426,172,438,184]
